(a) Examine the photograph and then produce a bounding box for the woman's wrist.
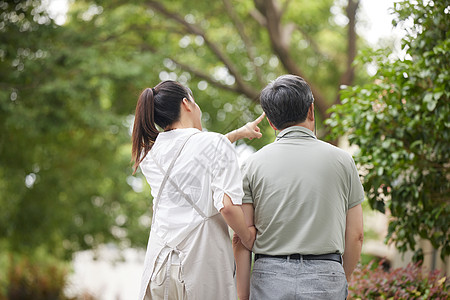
[233,128,244,141]
[241,227,251,244]
[241,226,255,250]
[226,129,240,143]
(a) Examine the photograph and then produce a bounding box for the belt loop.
[287,255,290,263]
[300,254,303,264]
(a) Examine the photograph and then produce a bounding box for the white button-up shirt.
[140,128,243,246]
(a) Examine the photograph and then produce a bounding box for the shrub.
[348,260,449,299]
[5,253,69,300]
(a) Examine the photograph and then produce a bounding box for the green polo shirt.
[242,126,364,255]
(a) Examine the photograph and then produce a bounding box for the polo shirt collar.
[276,126,316,141]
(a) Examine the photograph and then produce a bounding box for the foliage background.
[0,0,367,260]
[327,0,449,261]
[0,0,448,297]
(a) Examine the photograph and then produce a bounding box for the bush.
[348,260,449,299]
[0,249,99,300]
[4,252,70,300]
[326,0,450,261]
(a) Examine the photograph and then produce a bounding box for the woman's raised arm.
[226,113,265,143]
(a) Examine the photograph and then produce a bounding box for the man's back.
[234,75,364,300]
[242,126,364,255]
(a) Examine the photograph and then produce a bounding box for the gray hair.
[260,75,314,130]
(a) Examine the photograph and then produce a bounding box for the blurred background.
[0,0,448,299]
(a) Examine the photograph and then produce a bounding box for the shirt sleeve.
[241,161,254,204]
[210,135,244,211]
[347,155,365,209]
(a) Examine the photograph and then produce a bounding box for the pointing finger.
[253,112,265,124]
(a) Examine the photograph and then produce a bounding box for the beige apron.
[138,133,237,300]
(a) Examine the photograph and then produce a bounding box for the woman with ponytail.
[132,80,263,300]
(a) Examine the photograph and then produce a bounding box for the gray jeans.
[250,257,348,300]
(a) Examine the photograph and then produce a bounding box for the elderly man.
[234,74,364,300]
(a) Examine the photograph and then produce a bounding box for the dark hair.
[259,74,314,130]
[131,80,193,174]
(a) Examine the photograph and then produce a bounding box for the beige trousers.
[144,262,186,300]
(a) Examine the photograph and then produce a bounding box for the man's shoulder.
[316,139,351,155]
[244,142,277,164]
[315,140,357,168]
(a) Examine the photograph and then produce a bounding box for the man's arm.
[233,203,254,300]
[343,204,364,281]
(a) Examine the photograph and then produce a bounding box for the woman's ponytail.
[131,87,159,174]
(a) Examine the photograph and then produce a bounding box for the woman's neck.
[165,119,194,131]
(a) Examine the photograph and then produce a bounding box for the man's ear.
[267,118,278,131]
[307,103,314,121]
[181,97,192,112]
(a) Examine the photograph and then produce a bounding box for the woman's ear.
[181,97,192,112]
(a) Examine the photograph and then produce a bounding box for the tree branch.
[170,58,241,94]
[254,0,330,120]
[281,0,292,15]
[147,0,259,99]
[335,0,359,105]
[249,9,267,27]
[222,0,265,86]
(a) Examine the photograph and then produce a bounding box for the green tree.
[1,0,371,260]
[0,0,150,259]
[93,0,366,142]
[327,0,449,261]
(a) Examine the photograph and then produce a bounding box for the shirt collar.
[276,126,316,141]
[156,127,200,141]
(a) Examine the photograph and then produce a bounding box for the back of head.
[260,75,314,130]
[152,80,193,129]
[131,80,193,173]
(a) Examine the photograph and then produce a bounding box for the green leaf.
[427,100,437,111]
[423,93,433,103]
